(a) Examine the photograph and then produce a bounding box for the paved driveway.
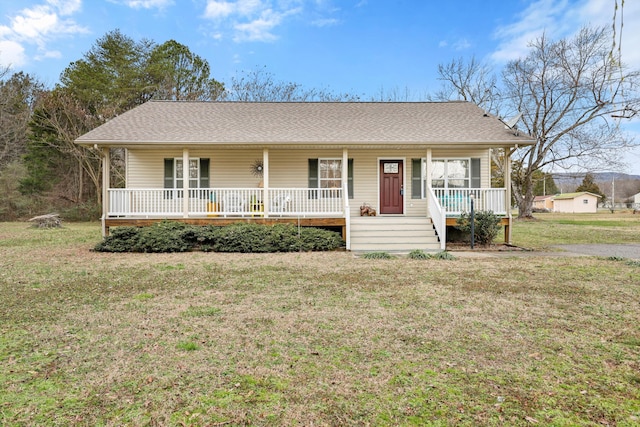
[553,243,640,259]
[451,243,640,259]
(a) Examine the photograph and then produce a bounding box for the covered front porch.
[101,185,510,251]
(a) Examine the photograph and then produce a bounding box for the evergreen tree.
[576,173,606,201]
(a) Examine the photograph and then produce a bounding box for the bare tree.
[430,56,501,115]
[434,26,639,218]
[505,26,639,217]
[29,89,103,203]
[224,66,360,102]
[0,70,43,169]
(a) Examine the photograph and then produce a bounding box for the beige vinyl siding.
[127,149,180,188]
[126,147,493,218]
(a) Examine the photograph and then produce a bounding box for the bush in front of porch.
[94,221,344,253]
[454,210,502,246]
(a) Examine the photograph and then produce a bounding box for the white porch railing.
[107,188,345,218]
[427,188,446,250]
[432,188,507,215]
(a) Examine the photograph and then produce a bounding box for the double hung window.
[308,158,354,199]
[164,158,210,198]
[411,158,480,199]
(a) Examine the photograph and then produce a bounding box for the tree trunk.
[517,174,535,218]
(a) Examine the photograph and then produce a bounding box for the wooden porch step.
[349,216,442,252]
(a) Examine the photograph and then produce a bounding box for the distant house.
[533,195,554,211]
[552,192,601,213]
[634,192,640,206]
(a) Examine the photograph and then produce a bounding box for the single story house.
[552,192,602,213]
[75,101,534,251]
[533,195,554,211]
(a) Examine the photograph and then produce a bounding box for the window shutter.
[200,158,210,188]
[199,158,210,199]
[411,158,422,198]
[164,159,174,188]
[164,158,174,199]
[471,158,481,188]
[348,158,354,199]
[308,158,318,199]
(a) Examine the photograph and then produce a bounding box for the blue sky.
[1,0,640,174]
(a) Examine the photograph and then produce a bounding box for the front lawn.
[0,221,639,426]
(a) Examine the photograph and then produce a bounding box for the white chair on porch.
[222,192,246,216]
[271,194,291,213]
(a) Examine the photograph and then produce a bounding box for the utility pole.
[611,175,615,212]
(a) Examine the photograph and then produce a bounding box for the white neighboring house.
[634,192,640,207]
[552,192,602,213]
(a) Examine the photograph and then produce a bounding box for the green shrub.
[455,210,501,246]
[298,226,344,251]
[94,226,141,252]
[408,249,429,259]
[430,251,456,260]
[133,221,191,253]
[407,250,456,260]
[94,222,344,253]
[361,252,394,259]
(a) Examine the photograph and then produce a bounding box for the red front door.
[379,160,403,214]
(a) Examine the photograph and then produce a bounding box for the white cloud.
[311,17,338,27]
[453,38,471,51]
[202,0,302,42]
[0,0,87,69]
[204,1,236,19]
[0,40,27,67]
[47,0,82,16]
[233,9,283,42]
[491,0,640,69]
[113,0,174,9]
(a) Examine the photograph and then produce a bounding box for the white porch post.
[505,147,514,244]
[426,148,432,214]
[263,148,269,218]
[342,148,350,249]
[183,148,189,218]
[101,147,110,236]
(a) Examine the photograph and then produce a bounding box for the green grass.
[510,211,640,249]
[1,220,639,426]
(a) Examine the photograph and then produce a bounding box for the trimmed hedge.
[94,221,344,253]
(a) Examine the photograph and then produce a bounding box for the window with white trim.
[411,157,480,199]
[319,158,343,189]
[175,158,200,189]
[432,159,470,189]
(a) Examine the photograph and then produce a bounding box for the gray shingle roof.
[75,100,534,147]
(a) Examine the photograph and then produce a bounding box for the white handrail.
[343,182,350,250]
[427,187,446,250]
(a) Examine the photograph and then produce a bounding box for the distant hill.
[551,172,640,200]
